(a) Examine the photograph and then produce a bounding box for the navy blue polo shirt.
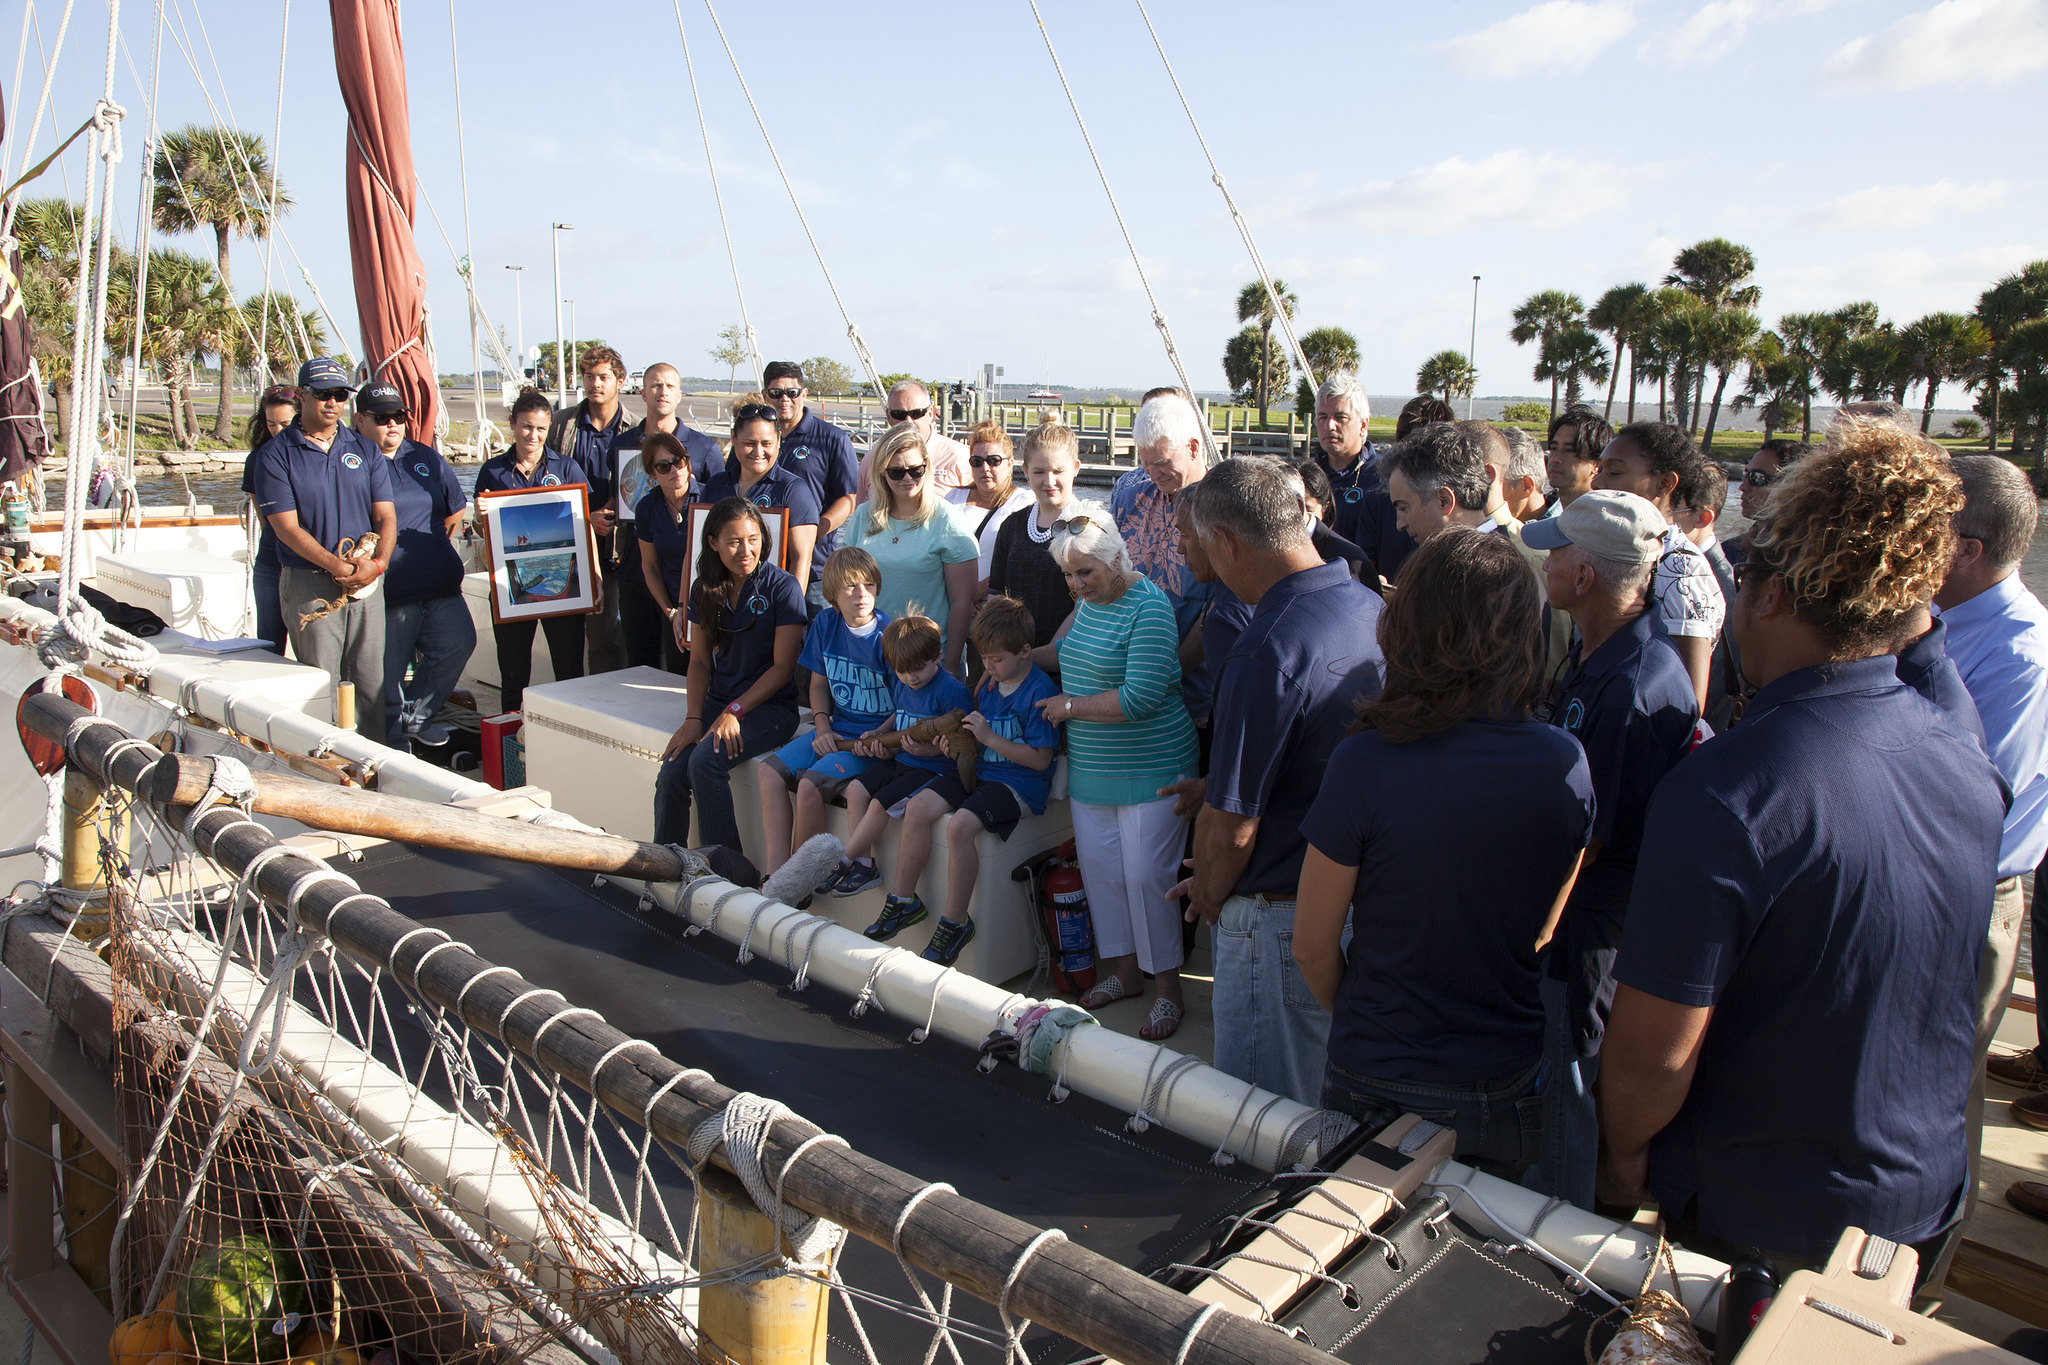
[564,402,629,508]
[474,447,582,495]
[616,419,720,549]
[685,563,808,712]
[1895,618,1987,749]
[1304,719,1594,1084]
[634,488,692,601]
[381,438,467,606]
[1617,654,2008,1257]
[703,465,825,582]
[1548,609,1700,1056]
[1208,560,1386,895]
[737,408,859,559]
[1202,584,1255,693]
[241,449,280,569]
[1318,448,1412,584]
[252,421,394,573]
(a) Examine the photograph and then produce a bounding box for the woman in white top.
[945,420,1033,593]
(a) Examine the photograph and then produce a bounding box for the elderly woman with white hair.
[1031,503,1200,1039]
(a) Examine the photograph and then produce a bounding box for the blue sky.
[10,0,2047,401]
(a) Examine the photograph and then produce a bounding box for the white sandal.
[1078,977,1134,1009]
[1139,996,1183,1042]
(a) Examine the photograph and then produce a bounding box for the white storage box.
[459,570,555,693]
[149,637,339,723]
[522,667,1072,985]
[96,550,255,639]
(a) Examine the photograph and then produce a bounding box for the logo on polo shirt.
[1561,698,1585,731]
[412,461,429,477]
[788,445,810,462]
[752,492,773,507]
[541,473,562,486]
[341,452,363,470]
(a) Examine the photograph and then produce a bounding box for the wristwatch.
[726,701,744,718]
[1064,697,1073,715]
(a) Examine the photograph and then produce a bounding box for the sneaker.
[864,894,927,942]
[409,720,452,747]
[814,859,853,896]
[828,858,881,898]
[922,916,975,966]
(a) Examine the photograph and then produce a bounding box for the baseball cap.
[1519,489,1665,564]
[356,382,406,415]
[297,357,355,392]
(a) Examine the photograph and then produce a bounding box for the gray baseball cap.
[1520,490,1666,563]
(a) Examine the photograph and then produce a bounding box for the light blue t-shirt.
[892,669,975,774]
[970,666,1061,813]
[799,609,894,739]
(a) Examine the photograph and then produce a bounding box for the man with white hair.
[856,379,969,500]
[1498,426,1552,522]
[1112,393,1214,715]
[1313,372,1409,584]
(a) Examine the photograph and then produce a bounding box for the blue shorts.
[761,729,875,799]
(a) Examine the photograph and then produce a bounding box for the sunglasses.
[885,464,928,483]
[1053,513,1099,534]
[651,459,684,476]
[368,411,407,424]
[1732,559,1774,589]
[888,406,930,422]
[1743,469,1780,488]
[734,403,776,423]
[968,454,1008,468]
[261,386,298,404]
[765,387,803,400]
[311,388,352,402]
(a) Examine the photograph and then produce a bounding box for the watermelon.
[177,1234,312,1365]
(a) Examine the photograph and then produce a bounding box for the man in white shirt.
[858,380,969,499]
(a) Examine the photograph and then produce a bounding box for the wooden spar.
[21,697,1322,1365]
[136,748,708,884]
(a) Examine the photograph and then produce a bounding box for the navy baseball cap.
[297,357,354,392]
[356,382,406,415]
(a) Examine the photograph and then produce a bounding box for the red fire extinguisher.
[1017,840,1096,996]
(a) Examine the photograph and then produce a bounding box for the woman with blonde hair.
[844,422,979,672]
[990,421,1084,650]
[1032,504,1199,1039]
[946,419,1032,590]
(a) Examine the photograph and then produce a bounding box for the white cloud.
[1433,2,1635,78]
[1643,0,1761,62]
[1794,179,2014,228]
[1295,150,1645,236]
[1772,243,2044,314]
[1822,0,2048,90]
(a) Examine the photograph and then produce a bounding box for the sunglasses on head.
[1743,468,1780,487]
[311,388,352,402]
[734,403,776,423]
[1053,513,1099,534]
[968,454,1007,468]
[888,406,930,422]
[885,464,928,483]
[765,387,802,400]
[651,459,684,476]
[261,386,298,404]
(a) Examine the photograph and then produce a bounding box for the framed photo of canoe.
[477,484,602,624]
[686,502,790,577]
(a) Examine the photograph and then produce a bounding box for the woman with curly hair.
[1598,423,2006,1266]
[1291,529,1595,1173]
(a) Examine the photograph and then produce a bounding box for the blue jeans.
[1211,894,1331,1107]
[383,593,477,744]
[252,556,285,654]
[653,703,798,851]
[1525,970,1600,1209]
[1323,1059,1546,1175]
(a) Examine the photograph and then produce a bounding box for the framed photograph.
[615,443,652,524]
[477,483,602,624]
[687,502,790,577]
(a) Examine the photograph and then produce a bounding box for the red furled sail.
[329,0,440,439]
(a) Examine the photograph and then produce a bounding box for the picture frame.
[476,483,602,624]
[615,443,652,525]
[687,502,790,578]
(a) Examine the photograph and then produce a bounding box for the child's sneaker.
[864,894,927,941]
[922,916,976,966]
[827,857,881,897]
[814,859,853,895]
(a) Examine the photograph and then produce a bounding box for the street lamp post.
[567,300,577,391]
[551,223,573,407]
[505,265,526,377]
[1468,275,1481,420]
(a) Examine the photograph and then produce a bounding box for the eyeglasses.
[1732,560,1774,589]
[885,464,928,483]
[311,388,352,402]
[765,387,803,401]
[650,460,684,476]
[368,411,407,424]
[968,454,1008,468]
[1743,468,1780,488]
[734,403,776,423]
[887,406,930,422]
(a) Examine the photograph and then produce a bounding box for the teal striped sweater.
[1055,575,1199,806]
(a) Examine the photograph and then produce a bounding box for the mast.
[329,0,441,438]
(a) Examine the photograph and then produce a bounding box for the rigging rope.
[671,0,760,390]
[698,0,883,402]
[1025,0,1217,465]
[250,0,288,379]
[114,0,164,555]
[1132,0,1317,396]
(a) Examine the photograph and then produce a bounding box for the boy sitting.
[756,548,892,874]
[819,613,973,900]
[880,596,1060,966]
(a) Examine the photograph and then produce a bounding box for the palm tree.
[238,290,326,385]
[1538,326,1609,411]
[1588,283,1651,423]
[1222,327,1290,408]
[1973,263,2048,452]
[1696,308,1761,453]
[151,124,292,443]
[1294,325,1360,416]
[2010,316,2048,468]
[1664,238,1761,312]
[1416,349,1478,408]
[13,198,89,446]
[1733,331,1804,440]
[136,251,225,446]
[1776,312,1831,440]
[1508,290,1586,421]
[1648,290,1708,430]
[1901,313,1989,431]
[1235,279,1298,427]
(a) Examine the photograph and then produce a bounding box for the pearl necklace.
[1027,507,1059,544]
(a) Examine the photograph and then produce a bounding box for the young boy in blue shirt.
[873,596,1061,966]
[756,547,892,875]
[820,613,974,899]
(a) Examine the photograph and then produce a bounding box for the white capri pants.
[1071,795,1191,974]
